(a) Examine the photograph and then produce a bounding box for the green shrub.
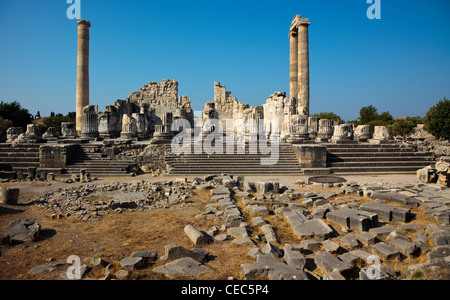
[425,97,450,139]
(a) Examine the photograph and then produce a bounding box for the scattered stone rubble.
[9,173,450,280]
[32,180,194,221]
[191,174,450,280]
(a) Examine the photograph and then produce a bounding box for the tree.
[359,105,379,124]
[38,112,76,134]
[390,119,416,137]
[0,101,33,130]
[425,97,450,139]
[0,116,14,140]
[311,112,344,124]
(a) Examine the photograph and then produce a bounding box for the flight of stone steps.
[0,143,40,174]
[326,143,435,175]
[168,143,303,175]
[64,144,134,177]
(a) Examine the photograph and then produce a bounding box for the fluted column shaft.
[76,20,91,134]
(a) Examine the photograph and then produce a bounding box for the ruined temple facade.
[74,15,315,143]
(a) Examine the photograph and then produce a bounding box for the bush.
[311,112,344,124]
[425,97,450,139]
[390,119,416,137]
[0,117,14,140]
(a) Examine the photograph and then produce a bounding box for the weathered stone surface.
[301,240,322,252]
[389,239,420,258]
[29,263,66,275]
[246,205,270,216]
[0,187,20,205]
[314,252,353,275]
[261,224,278,244]
[119,257,145,271]
[227,227,249,239]
[5,220,41,244]
[340,234,360,249]
[153,257,210,277]
[355,232,377,246]
[132,250,158,262]
[241,253,308,280]
[359,202,412,222]
[372,242,400,260]
[370,191,418,208]
[327,209,377,232]
[283,246,306,270]
[160,245,208,263]
[289,219,333,241]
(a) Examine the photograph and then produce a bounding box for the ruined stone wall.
[128,79,180,125]
[262,92,297,140]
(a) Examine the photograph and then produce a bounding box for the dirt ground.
[0,174,448,280]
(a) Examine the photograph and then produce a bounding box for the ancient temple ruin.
[0,16,438,180]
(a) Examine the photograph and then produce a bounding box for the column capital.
[291,15,310,31]
[77,19,91,27]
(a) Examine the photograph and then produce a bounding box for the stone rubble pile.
[32,180,194,221]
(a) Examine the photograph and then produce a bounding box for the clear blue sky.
[0,0,449,121]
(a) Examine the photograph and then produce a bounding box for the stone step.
[327,161,432,167]
[0,157,40,163]
[0,152,40,158]
[329,165,426,174]
[327,151,433,157]
[327,156,435,162]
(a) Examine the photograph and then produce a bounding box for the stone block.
[340,234,360,249]
[301,240,322,252]
[359,202,411,222]
[0,187,20,205]
[314,252,353,275]
[355,232,377,246]
[289,219,333,241]
[370,191,418,208]
[327,209,376,232]
[389,239,420,258]
[153,257,210,277]
[5,219,40,244]
[292,145,327,168]
[119,257,145,271]
[283,247,306,270]
[372,242,400,260]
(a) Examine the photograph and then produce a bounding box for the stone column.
[76,20,91,135]
[308,117,319,138]
[289,30,298,100]
[331,124,355,144]
[316,119,333,143]
[81,105,99,139]
[297,18,310,116]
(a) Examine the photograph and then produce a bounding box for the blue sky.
[0,0,449,121]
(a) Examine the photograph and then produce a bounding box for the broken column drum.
[331,124,354,143]
[81,105,99,139]
[288,115,310,144]
[308,117,319,138]
[316,119,333,142]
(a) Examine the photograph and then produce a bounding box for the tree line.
[0,97,448,140]
[0,101,75,140]
[312,97,449,139]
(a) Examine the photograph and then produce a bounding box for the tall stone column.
[297,19,310,116]
[289,30,298,101]
[76,19,91,135]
